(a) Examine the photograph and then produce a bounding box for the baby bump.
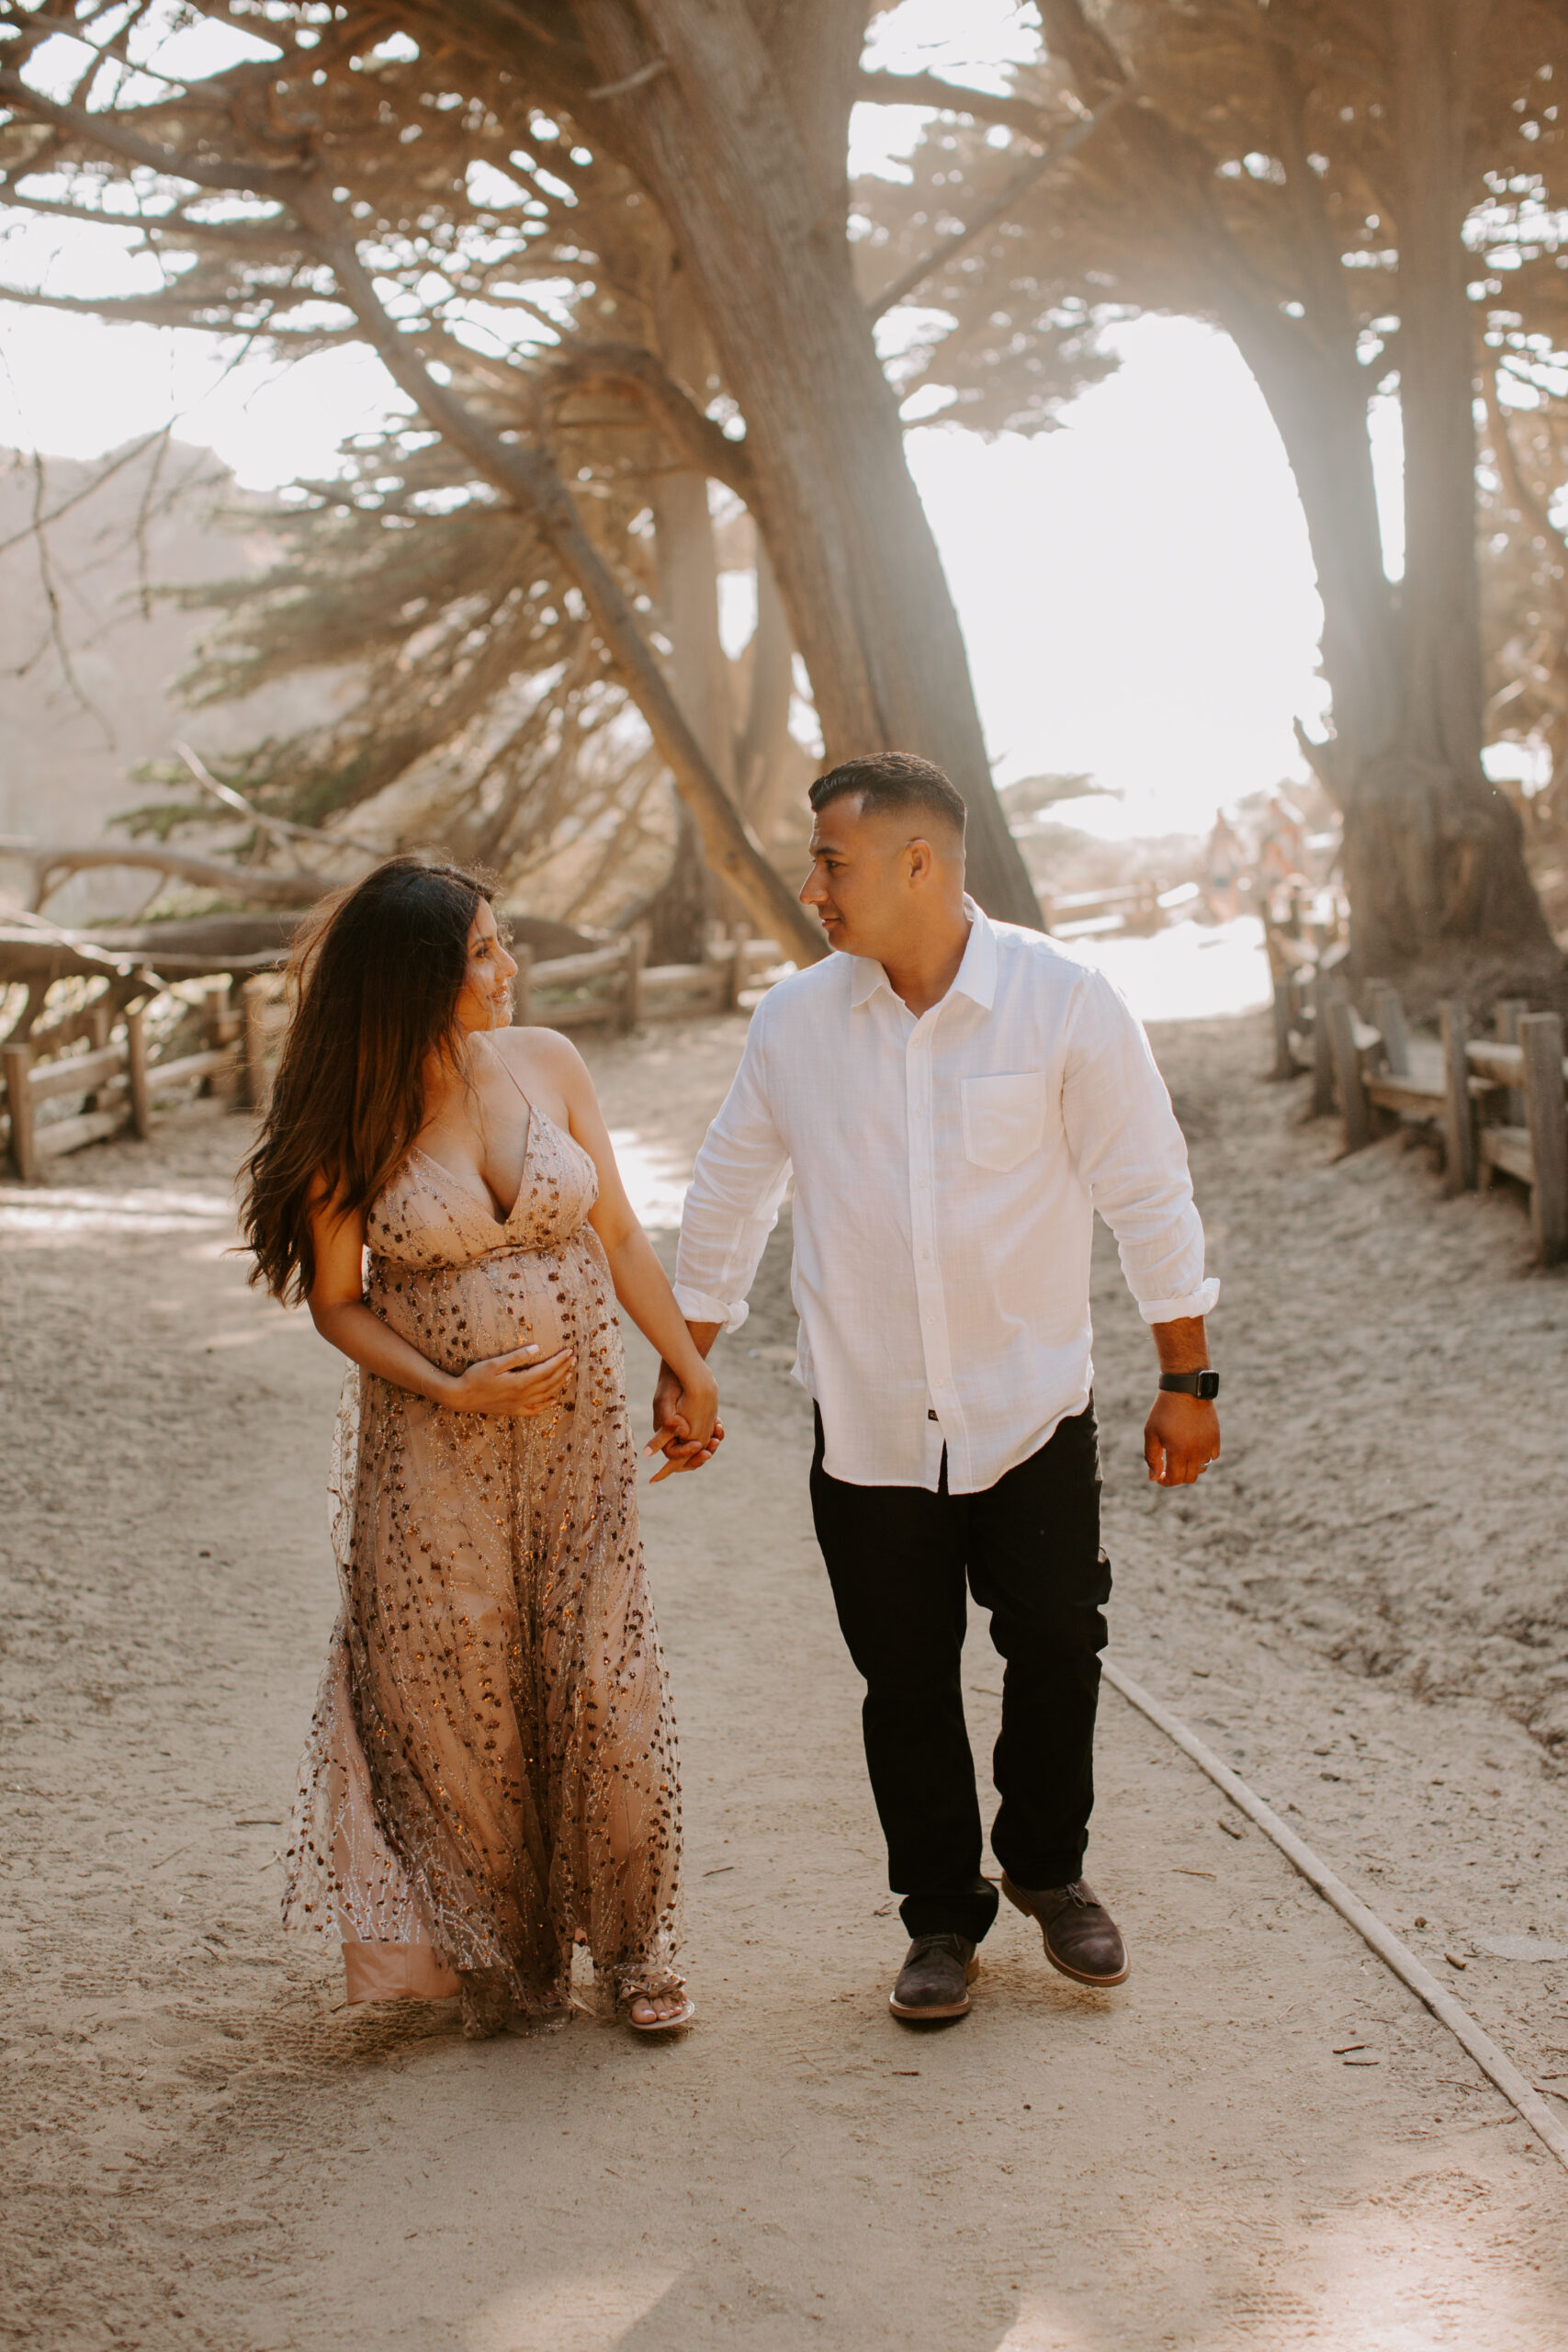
[369,1248,584,1372]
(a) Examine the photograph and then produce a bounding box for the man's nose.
[799,864,826,907]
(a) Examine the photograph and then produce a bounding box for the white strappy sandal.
[625,1989,696,2034]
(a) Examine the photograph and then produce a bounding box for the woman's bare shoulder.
[491,1023,592,1107]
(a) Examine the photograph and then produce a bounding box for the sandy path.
[3,1009,1566,2352]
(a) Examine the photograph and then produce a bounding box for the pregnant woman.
[243,856,721,2035]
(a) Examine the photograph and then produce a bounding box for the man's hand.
[1144,1392,1221,1487]
[1145,1313,1219,1487]
[648,1338,724,1483]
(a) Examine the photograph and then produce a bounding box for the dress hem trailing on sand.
[281,1104,683,2017]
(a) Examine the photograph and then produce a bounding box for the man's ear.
[906,836,934,885]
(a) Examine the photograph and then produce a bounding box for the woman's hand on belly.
[448,1344,576,1417]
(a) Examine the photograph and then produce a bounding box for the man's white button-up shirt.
[673,900,1218,1495]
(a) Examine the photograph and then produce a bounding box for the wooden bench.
[1326,981,1567,1264]
[1269,936,1347,1116]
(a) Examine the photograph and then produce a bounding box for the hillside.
[0,440,339,923]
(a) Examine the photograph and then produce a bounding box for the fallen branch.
[0,837,326,910]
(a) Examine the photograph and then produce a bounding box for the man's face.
[799,793,929,960]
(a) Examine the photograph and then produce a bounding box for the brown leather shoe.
[888,1932,980,2021]
[1000,1874,1130,1987]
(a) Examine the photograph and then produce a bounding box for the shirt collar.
[846,895,998,1013]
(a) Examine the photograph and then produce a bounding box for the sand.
[3,1006,1566,2352]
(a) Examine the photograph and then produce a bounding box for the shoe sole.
[888,1957,981,2021]
[1000,1875,1131,1988]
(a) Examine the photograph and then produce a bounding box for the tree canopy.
[870,0,1568,979]
[6,2,1568,985]
[1,1,1116,948]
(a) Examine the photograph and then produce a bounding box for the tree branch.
[0,836,328,909]
[854,68,1063,143]
[543,340,757,503]
[290,184,823,962]
[0,68,307,196]
[172,741,392,863]
[1483,370,1568,590]
[868,94,1126,322]
[0,280,353,337]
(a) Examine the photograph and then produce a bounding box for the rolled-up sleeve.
[673,1004,793,1334]
[1061,969,1220,1325]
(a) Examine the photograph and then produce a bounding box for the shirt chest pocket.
[960,1070,1048,1172]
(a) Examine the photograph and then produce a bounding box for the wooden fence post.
[1368,981,1410,1077]
[1496,996,1529,1126]
[1518,1011,1568,1266]
[126,1008,152,1139]
[512,947,534,1030]
[4,1041,37,1182]
[1269,974,1295,1080]
[1439,1001,1477,1194]
[1311,974,1337,1117]
[1326,995,1369,1151]
[622,932,645,1034]
[242,978,280,1114]
[724,921,749,1015]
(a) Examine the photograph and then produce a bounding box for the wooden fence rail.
[1,978,281,1182]
[3,934,787,1181]
[518,928,775,1032]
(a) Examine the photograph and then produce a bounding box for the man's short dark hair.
[807,752,967,839]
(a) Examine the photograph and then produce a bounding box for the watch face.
[1197,1370,1220,1400]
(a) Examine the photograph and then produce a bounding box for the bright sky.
[0,0,1392,842]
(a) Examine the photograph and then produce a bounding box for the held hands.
[448,1343,576,1417]
[646,1358,724,1484]
[1144,1392,1221,1487]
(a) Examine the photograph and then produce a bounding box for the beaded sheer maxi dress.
[282,1091,684,2024]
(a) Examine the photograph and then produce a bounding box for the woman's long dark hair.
[243,854,493,1303]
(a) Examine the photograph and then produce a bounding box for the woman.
[243,856,720,2035]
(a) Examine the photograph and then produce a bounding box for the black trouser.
[809,1402,1111,1944]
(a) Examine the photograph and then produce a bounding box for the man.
[653,753,1220,2023]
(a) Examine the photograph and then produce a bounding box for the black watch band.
[1158,1370,1219,1399]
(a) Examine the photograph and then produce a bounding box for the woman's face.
[453,900,520,1035]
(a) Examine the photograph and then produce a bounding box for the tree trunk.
[1231,322,1401,775]
[645,282,731,963]
[736,543,796,825]
[575,1,1043,929]
[1339,0,1558,975]
[647,797,711,963]
[1217,2,1558,982]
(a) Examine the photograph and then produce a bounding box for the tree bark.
[645,274,729,962]
[574,0,1043,928]
[736,543,795,824]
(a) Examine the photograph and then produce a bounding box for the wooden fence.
[3,976,288,1183]
[518,927,779,1031]
[2,932,785,1181]
[1041,878,1201,940]
[1272,956,1568,1266]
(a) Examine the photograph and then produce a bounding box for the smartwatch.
[1158,1370,1220,1399]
